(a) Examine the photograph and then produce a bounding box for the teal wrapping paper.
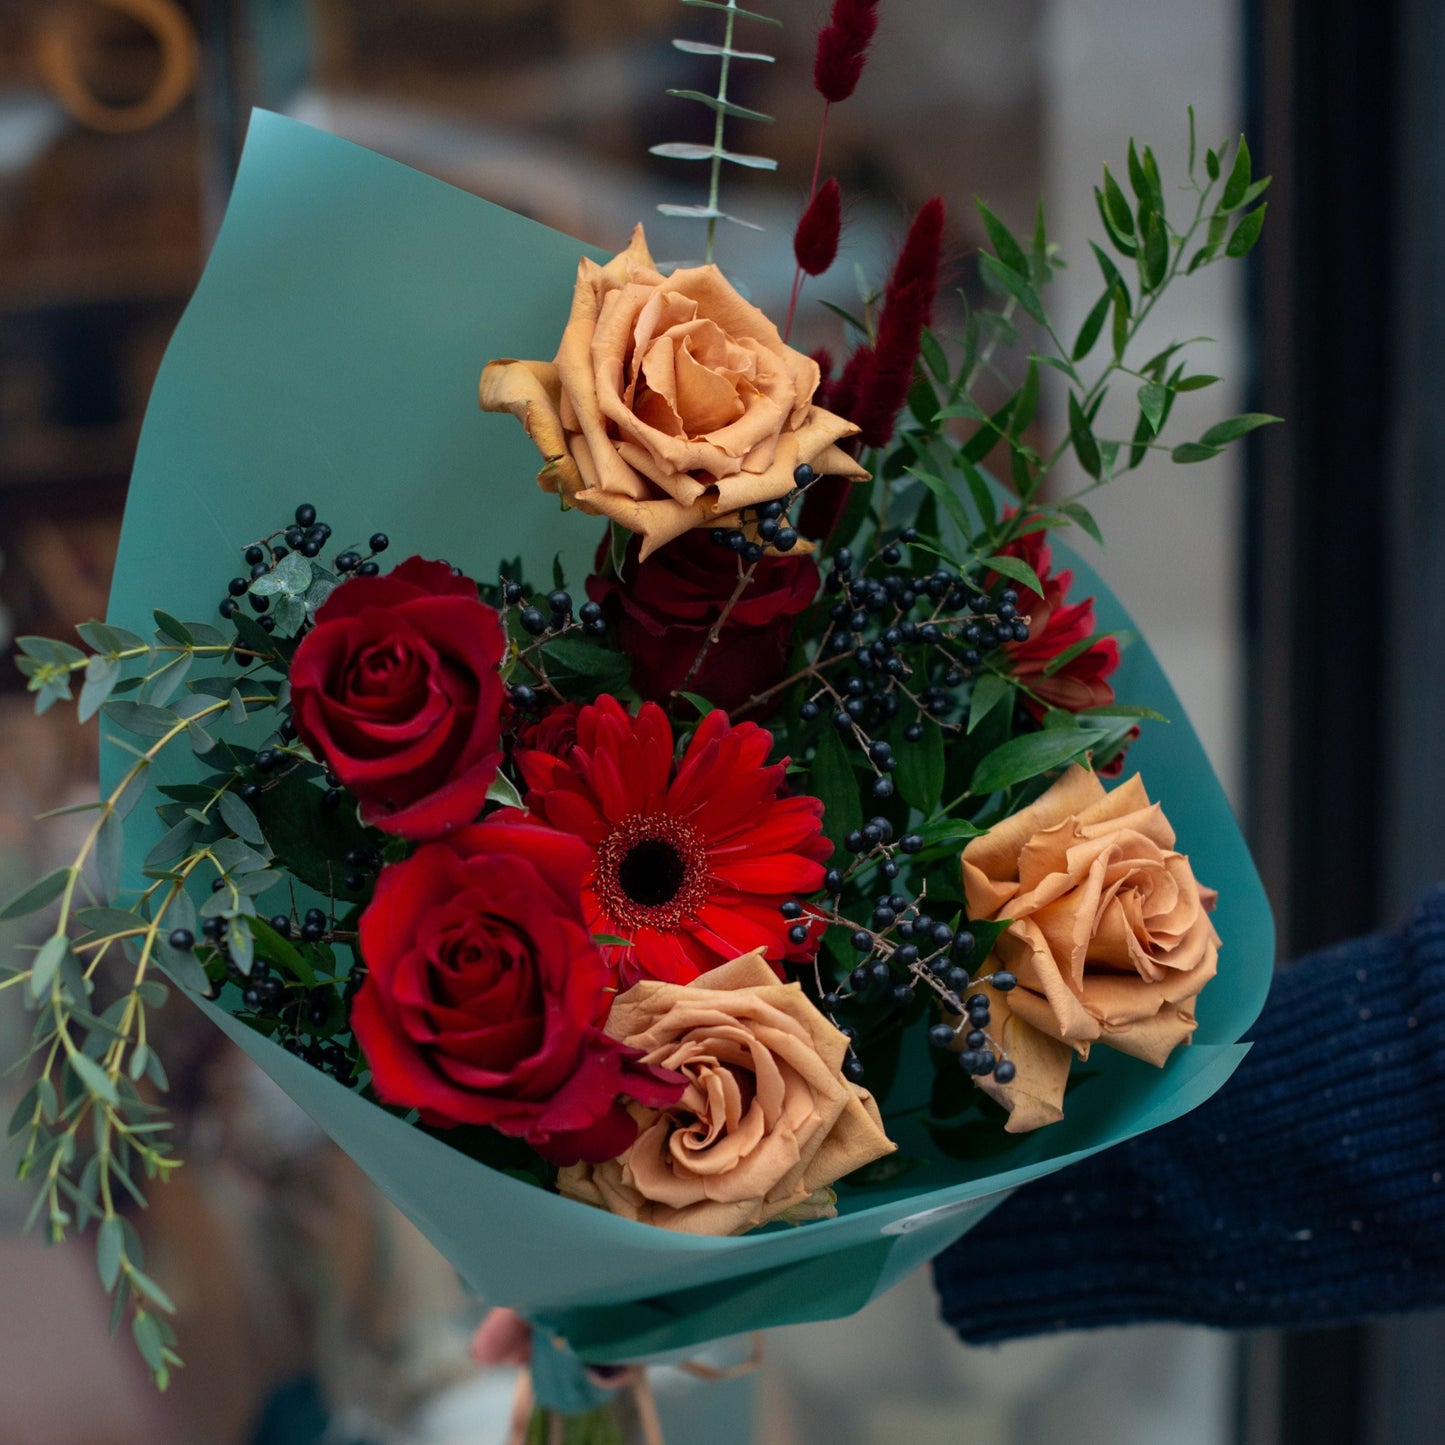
[104,112,1275,1405]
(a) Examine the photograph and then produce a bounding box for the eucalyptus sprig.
[3,616,293,1386]
[652,0,780,258]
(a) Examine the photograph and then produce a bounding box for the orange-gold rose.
[480,226,869,560]
[959,764,1220,1132]
[557,949,895,1235]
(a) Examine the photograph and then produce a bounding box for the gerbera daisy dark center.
[595,813,709,930]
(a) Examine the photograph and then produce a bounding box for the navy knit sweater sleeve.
[933,886,1445,1342]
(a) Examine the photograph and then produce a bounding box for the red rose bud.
[290,557,506,839]
[852,197,945,449]
[794,177,842,276]
[814,0,882,104]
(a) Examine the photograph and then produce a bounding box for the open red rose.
[994,529,1119,717]
[290,556,506,838]
[586,531,818,714]
[353,815,685,1165]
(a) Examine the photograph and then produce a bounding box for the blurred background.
[1,1,1441,1442]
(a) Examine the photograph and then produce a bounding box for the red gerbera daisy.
[517,696,831,988]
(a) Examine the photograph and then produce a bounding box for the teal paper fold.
[105,113,1275,1400]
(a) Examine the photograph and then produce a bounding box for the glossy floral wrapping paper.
[105,112,1273,1395]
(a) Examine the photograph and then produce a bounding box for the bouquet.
[4,2,1274,1435]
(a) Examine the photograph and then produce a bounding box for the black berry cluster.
[707,462,817,559]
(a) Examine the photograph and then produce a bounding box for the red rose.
[353,815,685,1165]
[290,557,506,839]
[514,700,582,759]
[586,532,818,713]
[994,530,1119,718]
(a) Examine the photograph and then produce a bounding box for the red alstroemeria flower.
[994,529,1120,718]
[518,696,831,988]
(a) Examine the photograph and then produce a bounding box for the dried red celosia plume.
[813,0,881,104]
[794,177,842,277]
[850,196,945,450]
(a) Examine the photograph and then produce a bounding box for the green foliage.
[653,0,779,255]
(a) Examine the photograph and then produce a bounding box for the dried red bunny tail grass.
[794,177,842,276]
[814,0,882,104]
[784,178,843,340]
[827,343,874,429]
[852,196,945,450]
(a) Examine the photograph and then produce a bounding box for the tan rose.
[557,950,895,1235]
[480,226,869,560]
[959,764,1220,1132]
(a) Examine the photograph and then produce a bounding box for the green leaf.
[1068,392,1102,479]
[0,867,71,920]
[1170,441,1224,464]
[676,692,717,719]
[907,467,973,541]
[103,701,178,738]
[1140,210,1168,292]
[76,906,149,938]
[17,635,87,667]
[151,612,193,647]
[978,253,1046,325]
[1111,284,1130,361]
[679,0,782,23]
[28,935,71,1001]
[1055,500,1104,547]
[664,89,773,123]
[70,1052,119,1107]
[1072,284,1115,362]
[143,817,201,870]
[960,394,1017,465]
[248,550,312,598]
[97,1216,125,1291]
[1174,374,1221,393]
[958,458,998,530]
[1095,186,1137,258]
[1042,632,1109,676]
[226,688,248,726]
[1220,135,1252,210]
[894,719,944,813]
[1100,164,1135,237]
[970,727,1111,795]
[1009,359,1040,437]
[592,934,635,949]
[975,199,1030,278]
[968,673,1012,734]
[809,727,863,851]
[1198,412,1282,447]
[78,656,121,724]
[1137,381,1168,435]
[917,328,949,384]
[155,934,210,994]
[485,770,525,811]
[1225,203,1267,257]
[248,916,316,987]
[981,554,1044,599]
[77,621,143,656]
[542,637,632,692]
[228,916,255,976]
[249,774,372,898]
[217,791,265,845]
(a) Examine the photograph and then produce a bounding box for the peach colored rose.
[557,950,895,1235]
[480,226,868,560]
[959,764,1220,1132]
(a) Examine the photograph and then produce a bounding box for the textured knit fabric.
[933,886,1445,1342]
